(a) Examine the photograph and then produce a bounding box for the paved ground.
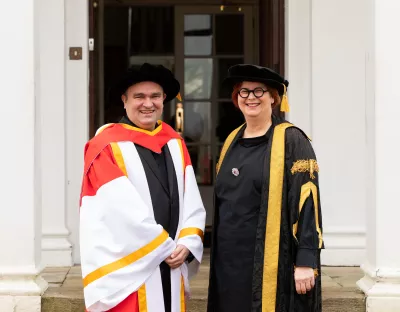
[41,252,365,312]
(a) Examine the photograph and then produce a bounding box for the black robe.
[120,116,180,312]
[207,117,324,312]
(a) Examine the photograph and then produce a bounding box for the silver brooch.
[232,168,240,176]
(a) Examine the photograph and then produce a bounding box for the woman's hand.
[165,245,190,269]
[294,266,315,294]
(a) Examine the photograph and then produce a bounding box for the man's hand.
[165,245,190,269]
[294,267,315,295]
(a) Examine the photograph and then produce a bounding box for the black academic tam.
[222,64,289,96]
[113,63,180,102]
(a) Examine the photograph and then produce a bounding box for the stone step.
[41,256,366,312]
[42,293,365,312]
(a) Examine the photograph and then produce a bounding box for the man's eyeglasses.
[238,87,268,99]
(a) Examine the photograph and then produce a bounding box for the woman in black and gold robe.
[207,64,324,312]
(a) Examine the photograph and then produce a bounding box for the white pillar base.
[42,235,72,267]
[0,297,41,312]
[357,263,400,312]
[0,273,48,312]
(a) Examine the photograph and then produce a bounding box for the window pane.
[104,7,128,47]
[184,58,213,99]
[216,101,245,143]
[215,14,244,55]
[187,144,213,185]
[183,101,211,144]
[161,100,176,127]
[184,15,212,56]
[129,7,174,55]
[218,57,244,99]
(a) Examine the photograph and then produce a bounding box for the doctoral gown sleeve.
[176,141,206,280]
[285,128,324,269]
[80,144,176,312]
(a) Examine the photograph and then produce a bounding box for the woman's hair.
[231,82,281,109]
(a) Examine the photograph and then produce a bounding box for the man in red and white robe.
[79,63,206,312]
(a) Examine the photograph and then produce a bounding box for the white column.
[0,0,48,310]
[357,0,400,310]
[286,0,368,266]
[66,0,89,264]
[311,0,368,266]
[285,0,312,136]
[38,0,72,267]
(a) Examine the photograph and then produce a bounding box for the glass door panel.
[184,15,213,56]
[218,57,244,99]
[216,101,245,143]
[184,101,211,144]
[215,14,244,55]
[175,5,254,225]
[184,58,213,99]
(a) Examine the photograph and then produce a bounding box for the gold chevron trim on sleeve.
[83,230,169,287]
[178,227,204,242]
[292,182,323,249]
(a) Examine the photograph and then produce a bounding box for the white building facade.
[0,0,399,310]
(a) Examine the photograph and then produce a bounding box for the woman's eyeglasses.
[238,87,268,99]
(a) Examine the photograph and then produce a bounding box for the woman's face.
[237,81,274,120]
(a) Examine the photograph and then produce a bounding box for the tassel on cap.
[280,84,290,113]
[176,92,182,102]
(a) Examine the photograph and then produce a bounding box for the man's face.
[122,81,166,131]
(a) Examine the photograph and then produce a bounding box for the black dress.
[213,126,272,312]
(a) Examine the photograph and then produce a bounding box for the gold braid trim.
[216,124,244,175]
[262,122,293,312]
[291,159,319,179]
[292,182,324,249]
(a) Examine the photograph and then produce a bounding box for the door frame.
[104,0,258,5]
[174,4,256,175]
[87,1,285,232]
[174,5,257,229]
[89,0,97,138]
[88,0,286,137]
